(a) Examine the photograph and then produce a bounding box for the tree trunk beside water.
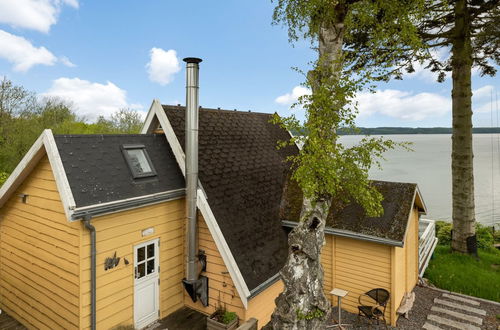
[450,0,476,254]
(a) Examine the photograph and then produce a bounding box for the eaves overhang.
[71,188,186,220]
[282,220,404,247]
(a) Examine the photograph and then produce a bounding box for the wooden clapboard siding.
[79,199,185,330]
[321,235,334,303]
[331,236,393,325]
[184,214,246,321]
[392,243,405,324]
[0,156,81,330]
[406,208,419,291]
[245,279,283,328]
[391,207,419,324]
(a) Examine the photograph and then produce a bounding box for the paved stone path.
[422,292,488,329]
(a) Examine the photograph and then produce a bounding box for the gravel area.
[328,285,500,329]
[265,285,500,329]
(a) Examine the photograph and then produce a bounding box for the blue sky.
[0,0,498,127]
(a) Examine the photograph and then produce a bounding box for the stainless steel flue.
[184,57,202,282]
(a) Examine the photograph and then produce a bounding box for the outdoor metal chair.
[357,288,390,329]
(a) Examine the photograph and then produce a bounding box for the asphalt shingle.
[164,105,298,291]
[54,134,184,208]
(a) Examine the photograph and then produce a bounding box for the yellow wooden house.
[281,179,427,325]
[0,59,431,329]
[0,104,428,329]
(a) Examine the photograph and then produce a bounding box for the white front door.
[134,238,160,329]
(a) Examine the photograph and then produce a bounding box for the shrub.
[435,221,495,250]
[436,221,452,246]
[493,228,500,244]
[476,223,494,250]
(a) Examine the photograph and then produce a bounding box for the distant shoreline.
[337,127,500,135]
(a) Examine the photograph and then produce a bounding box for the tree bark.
[271,198,332,329]
[271,5,347,329]
[450,0,477,254]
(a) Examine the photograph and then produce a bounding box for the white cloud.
[59,56,75,67]
[146,48,181,85]
[356,89,450,121]
[275,86,311,105]
[0,29,57,71]
[42,77,142,120]
[0,0,78,33]
[472,85,496,113]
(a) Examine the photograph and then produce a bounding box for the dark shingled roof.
[163,105,298,292]
[54,134,184,208]
[281,179,419,242]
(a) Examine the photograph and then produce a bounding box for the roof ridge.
[53,134,160,138]
[161,104,274,116]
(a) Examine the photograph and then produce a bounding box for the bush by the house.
[435,220,496,250]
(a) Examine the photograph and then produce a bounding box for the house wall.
[324,236,393,325]
[245,279,283,328]
[321,235,334,300]
[79,199,185,329]
[0,155,81,329]
[184,214,246,322]
[390,207,419,324]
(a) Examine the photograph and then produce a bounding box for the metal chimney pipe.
[184,57,202,282]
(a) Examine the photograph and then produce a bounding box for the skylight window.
[122,144,157,178]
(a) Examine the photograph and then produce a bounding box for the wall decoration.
[104,252,120,270]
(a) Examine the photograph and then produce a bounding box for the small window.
[122,144,157,178]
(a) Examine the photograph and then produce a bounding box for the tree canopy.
[0,78,143,185]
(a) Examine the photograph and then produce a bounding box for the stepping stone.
[442,293,480,306]
[434,298,486,316]
[431,306,483,325]
[422,322,442,330]
[427,314,481,330]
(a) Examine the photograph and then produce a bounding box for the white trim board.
[143,101,251,308]
[0,129,76,221]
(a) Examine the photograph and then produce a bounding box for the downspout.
[83,214,96,330]
[182,57,209,306]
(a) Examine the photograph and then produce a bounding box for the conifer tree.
[418,0,499,254]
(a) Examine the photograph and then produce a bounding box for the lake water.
[338,134,500,227]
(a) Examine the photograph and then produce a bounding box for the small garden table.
[328,288,349,329]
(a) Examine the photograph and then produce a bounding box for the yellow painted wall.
[321,208,420,326]
[321,235,334,300]
[406,208,419,291]
[184,214,246,321]
[245,279,283,328]
[330,236,393,324]
[80,199,185,329]
[391,207,419,323]
[0,156,81,329]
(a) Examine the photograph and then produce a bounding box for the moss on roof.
[281,178,418,242]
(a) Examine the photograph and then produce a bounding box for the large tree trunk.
[271,5,347,329]
[450,0,476,254]
[271,198,332,329]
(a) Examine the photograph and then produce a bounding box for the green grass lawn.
[424,245,500,302]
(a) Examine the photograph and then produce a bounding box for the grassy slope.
[424,245,500,302]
